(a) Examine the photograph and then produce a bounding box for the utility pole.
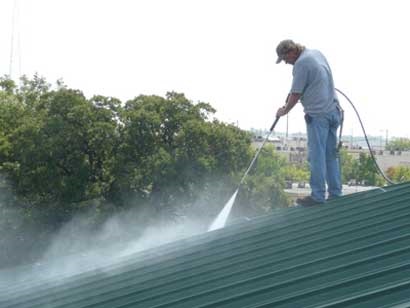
[385,129,389,147]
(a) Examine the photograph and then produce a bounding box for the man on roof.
[275,39,342,206]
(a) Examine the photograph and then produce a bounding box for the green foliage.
[350,153,385,186]
[111,92,251,209]
[339,149,388,186]
[0,77,120,226]
[386,138,410,151]
[339,148,355,183]
[0,76,17,94]
[0,77,259,231]
[236,144,291,213]
[281,163,309,183]
[386,166,410,182]
[4,88,118,208]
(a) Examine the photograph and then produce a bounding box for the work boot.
[296,196,322,207]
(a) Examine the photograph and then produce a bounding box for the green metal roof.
[2,182,410,307]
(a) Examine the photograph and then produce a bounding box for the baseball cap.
[276,39,296,64]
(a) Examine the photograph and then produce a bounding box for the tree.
[1,78,121,224]
[109,92,252,211]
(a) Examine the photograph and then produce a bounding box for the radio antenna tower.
[9,0,22,80]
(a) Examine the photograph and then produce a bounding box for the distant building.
[252,134,410,171]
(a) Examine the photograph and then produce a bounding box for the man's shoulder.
[297,49,326,67]
[300,49,323,61]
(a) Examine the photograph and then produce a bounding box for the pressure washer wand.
[239,117,280,186]
[208,117,281,231]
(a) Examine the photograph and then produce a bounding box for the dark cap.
[276,39,297,64]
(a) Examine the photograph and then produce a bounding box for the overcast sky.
[1,0,409,138]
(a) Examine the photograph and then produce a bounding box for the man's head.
[276,39,305,65]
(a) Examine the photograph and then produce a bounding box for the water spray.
[208,117,280,231]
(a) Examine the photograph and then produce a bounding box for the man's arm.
[276,93,301,117]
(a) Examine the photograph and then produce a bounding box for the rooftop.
[2,182,410,308]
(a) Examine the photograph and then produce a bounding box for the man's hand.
[276,106,287,118]
[276,93,301,118]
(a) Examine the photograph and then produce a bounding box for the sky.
[1,0,410,138]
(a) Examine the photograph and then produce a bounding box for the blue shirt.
[291,48,338,116]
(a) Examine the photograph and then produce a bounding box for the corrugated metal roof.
[1,182,410,308]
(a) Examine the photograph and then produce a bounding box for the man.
[275,39,342,206]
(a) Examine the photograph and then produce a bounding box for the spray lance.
[208,116,280,231]
[239,117,280,186]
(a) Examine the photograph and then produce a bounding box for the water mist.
[207,117,280,231]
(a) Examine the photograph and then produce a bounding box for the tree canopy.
[0,75,292,268]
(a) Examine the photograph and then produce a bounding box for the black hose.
[335,88,396,185]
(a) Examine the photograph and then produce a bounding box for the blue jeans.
[306,109,342,202]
